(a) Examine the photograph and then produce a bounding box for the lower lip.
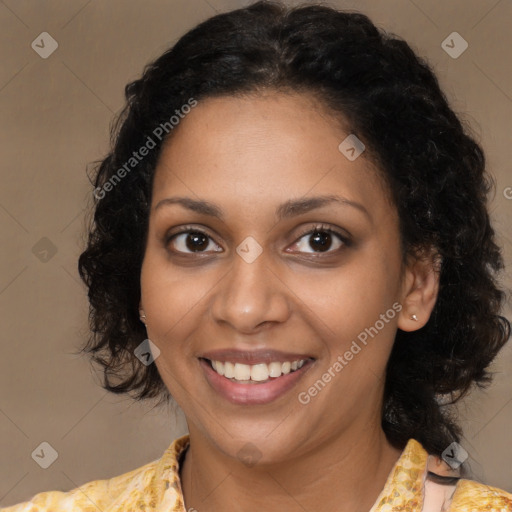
[200,358,313,405]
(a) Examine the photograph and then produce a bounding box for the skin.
[139,91,440,512]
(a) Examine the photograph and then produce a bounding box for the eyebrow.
[154,194,370,221]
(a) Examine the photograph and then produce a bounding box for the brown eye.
[167,230,222,254]
[289,225,350,255]
[308,231,334,252]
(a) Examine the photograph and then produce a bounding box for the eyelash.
[165,223,351,256]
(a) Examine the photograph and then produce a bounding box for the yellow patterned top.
[2,435,511,511]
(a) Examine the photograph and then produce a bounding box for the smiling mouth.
[200,357,311,384]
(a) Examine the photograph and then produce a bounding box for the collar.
[155,435,432,512]
[369,438,430,511]
[155,434,190,512]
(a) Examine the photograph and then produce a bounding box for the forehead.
[151,92,393,220]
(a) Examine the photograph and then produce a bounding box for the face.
[140,92,410,463]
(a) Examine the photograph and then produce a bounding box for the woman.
[3,1,511,511]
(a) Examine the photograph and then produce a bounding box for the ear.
[397,248,441,332]
[139,303,146,324]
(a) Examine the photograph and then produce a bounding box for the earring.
[410,314,418,321]
[140,312,147,324]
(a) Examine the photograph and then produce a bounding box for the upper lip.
[200,349,314,365]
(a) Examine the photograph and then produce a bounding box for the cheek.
[299,256,399,331]
[297,258,401,374]
[140,253,211,348]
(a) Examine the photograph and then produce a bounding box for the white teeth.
[251,363,269,382]
[213,360,224,376]
[234,363,251,381]
[268,361,282,377]
[224,361,235,378]
[209,358,307,382]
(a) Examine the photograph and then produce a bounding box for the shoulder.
[0,459,158,512]
[0,435,190,512]
[421,442,512,512]
[449,478,512,511]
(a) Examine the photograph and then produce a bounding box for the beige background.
[0,0,511,507]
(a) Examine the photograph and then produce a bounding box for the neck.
[180,424,403,512]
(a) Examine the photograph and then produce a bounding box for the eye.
[288,224,350,254]
[165,224,350,256]
[166,227,222,254]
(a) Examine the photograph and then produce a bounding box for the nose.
[210,249,291,333]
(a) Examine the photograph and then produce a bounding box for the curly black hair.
[77,0,510,462]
